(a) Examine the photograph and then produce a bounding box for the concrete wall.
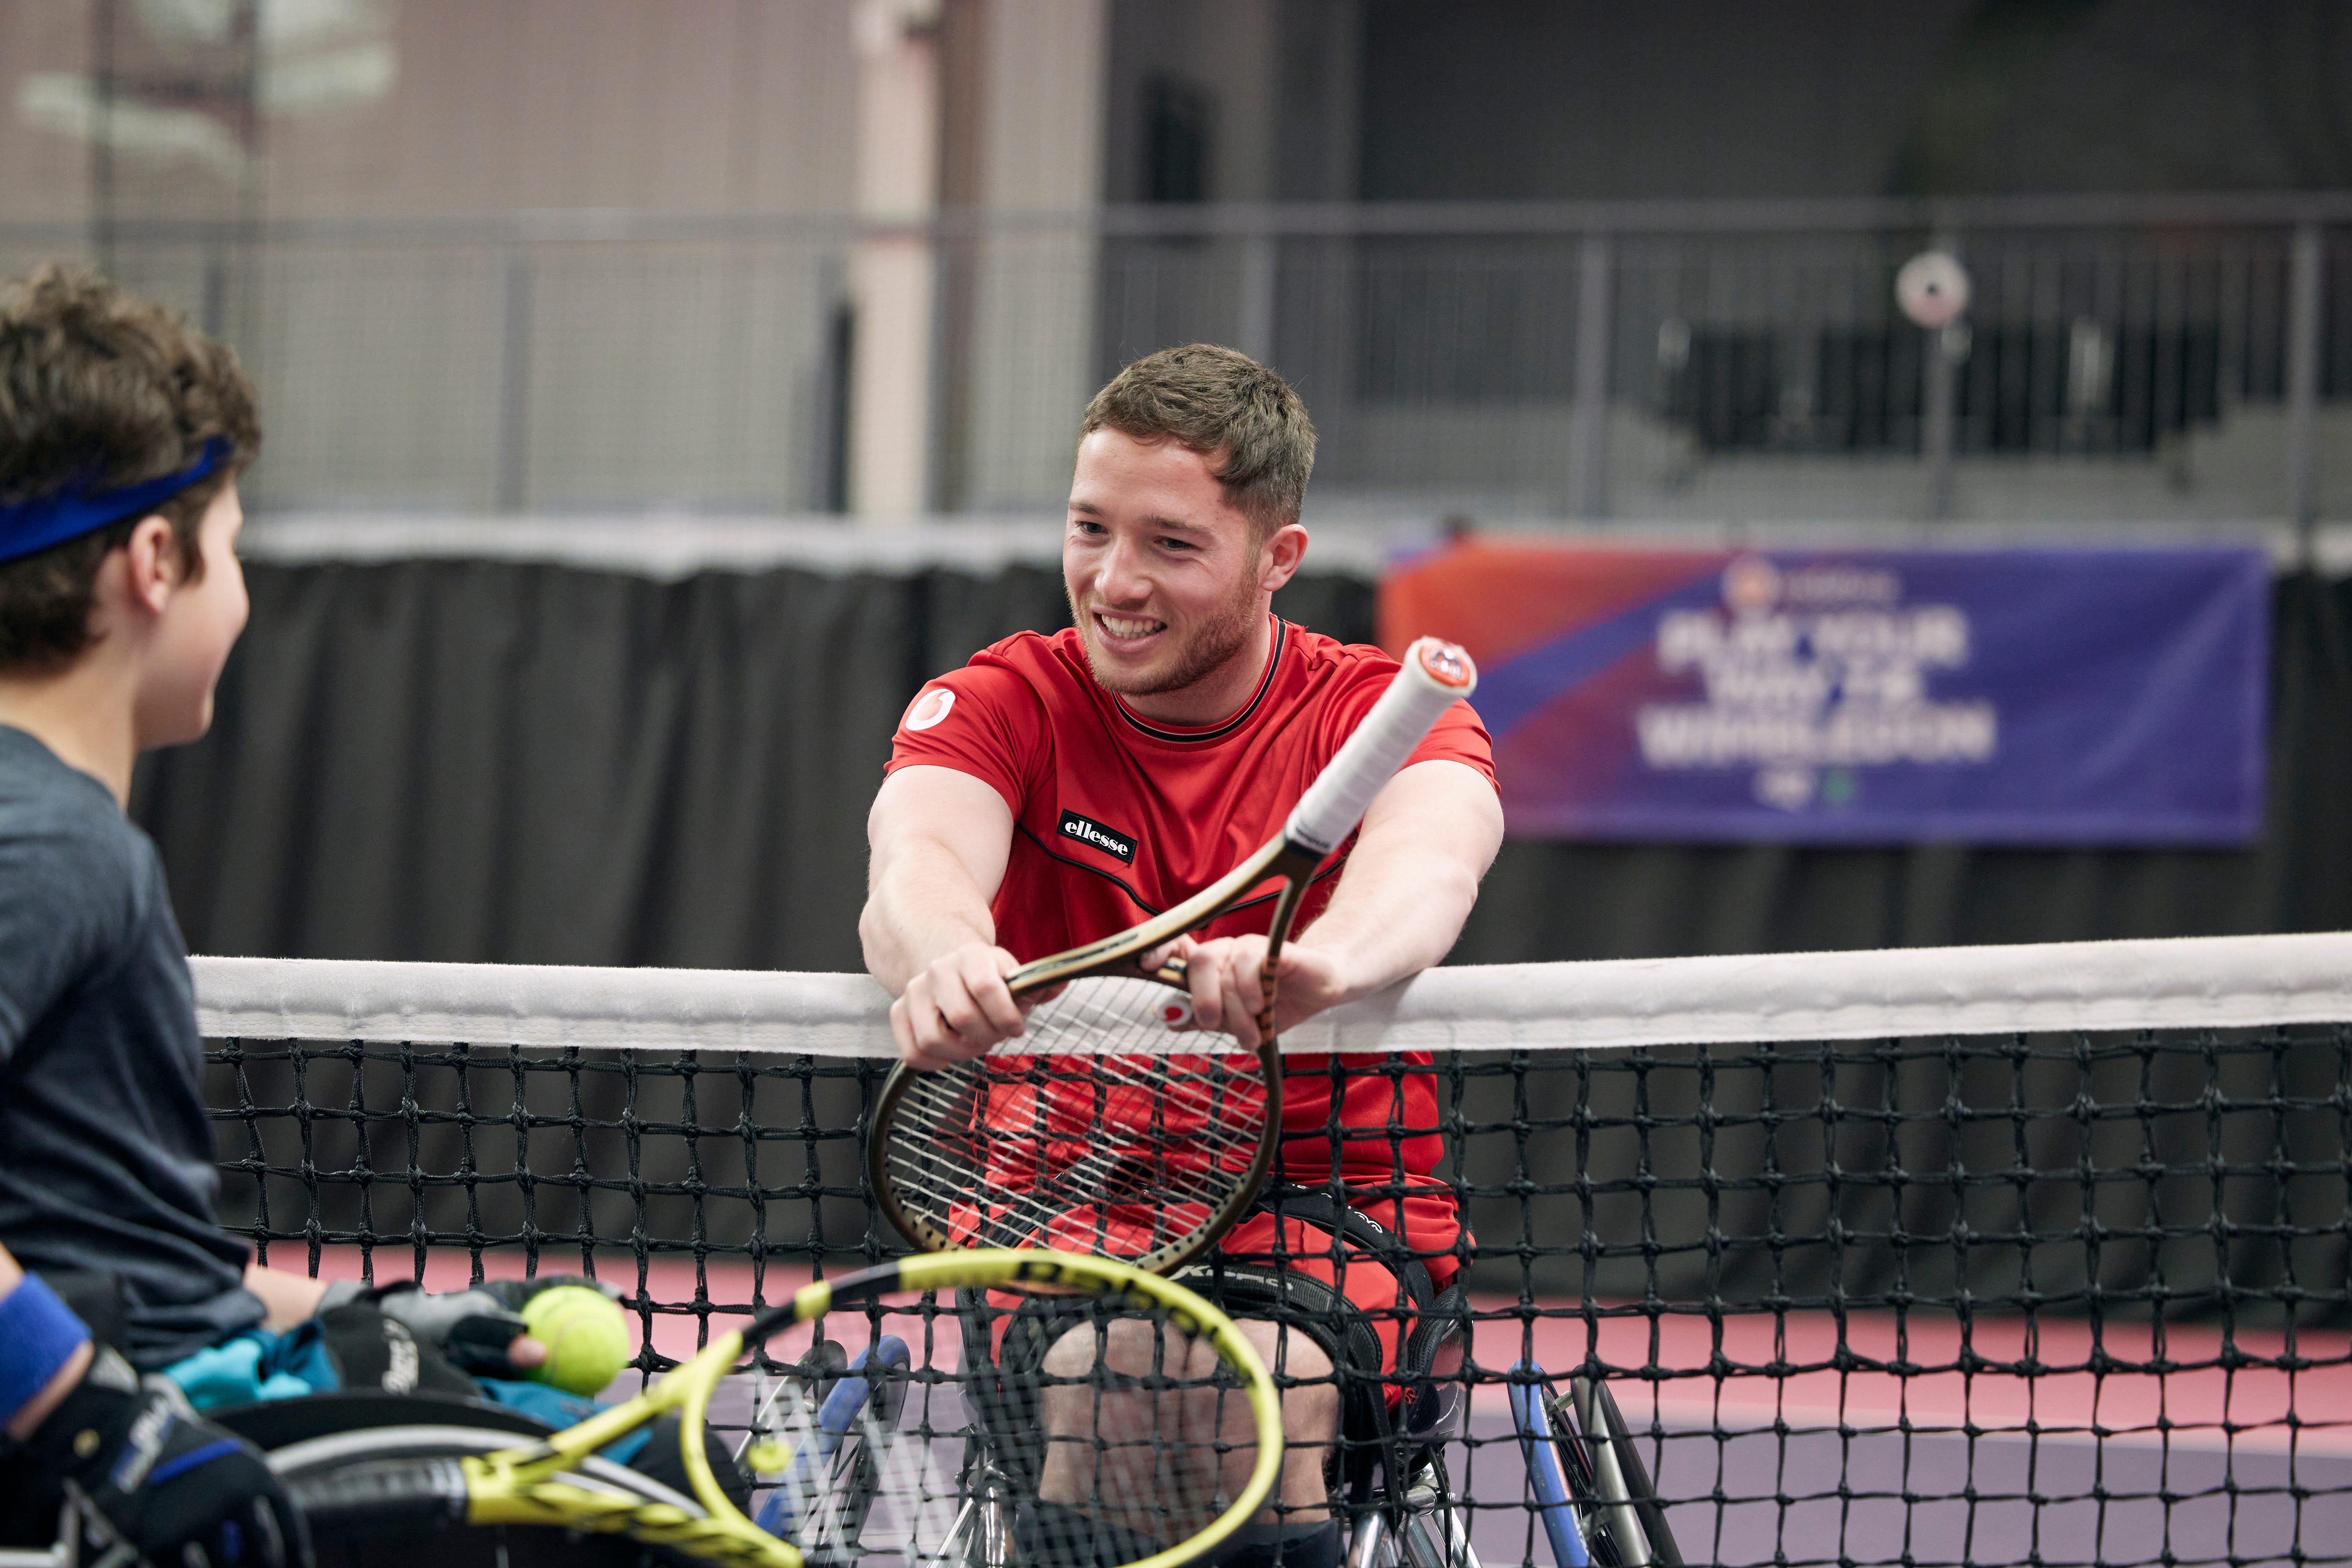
[950,0,1108,510]
[3,0,858,222]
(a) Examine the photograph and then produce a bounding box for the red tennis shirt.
[884,616,1497,1281]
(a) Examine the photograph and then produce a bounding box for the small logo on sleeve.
[1058,809,1136,864]
[904,688,955,732]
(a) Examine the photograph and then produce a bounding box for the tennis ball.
[520,1284,632,1396]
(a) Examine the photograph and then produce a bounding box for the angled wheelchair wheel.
[1564,1377,1680,1568]
[754,1333,912,1556]
[270,1423,709,1568]
[1508,1363,1590,1568]
[1506,1367,1682,1568]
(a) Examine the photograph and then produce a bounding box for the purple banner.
[1379,544,2270,845]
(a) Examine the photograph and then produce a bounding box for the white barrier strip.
[237,514,1406,582]
[193,932,2352,1057]
[236,514,2352,581]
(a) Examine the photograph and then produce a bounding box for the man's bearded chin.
[1072,578,1263,698]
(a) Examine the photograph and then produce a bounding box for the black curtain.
[136,563,2352,967]
[149,560,2352,1312]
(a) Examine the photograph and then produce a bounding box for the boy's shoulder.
[0,726,152,926]
[0,726,172,1060]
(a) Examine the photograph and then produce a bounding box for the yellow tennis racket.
[278,1251,1282,1568]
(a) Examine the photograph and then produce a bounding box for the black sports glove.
[2,1345,310,1567]
[319,1275,620,1382]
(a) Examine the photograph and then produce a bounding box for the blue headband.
[0,438,232,566]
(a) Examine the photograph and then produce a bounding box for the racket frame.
[283,1250,1283,1568]
[868,836,1320,1275]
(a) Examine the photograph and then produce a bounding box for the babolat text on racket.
[276,1250,1281,1568]
[869,637,1478,1274]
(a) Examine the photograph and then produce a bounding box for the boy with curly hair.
[0,267,592,1567]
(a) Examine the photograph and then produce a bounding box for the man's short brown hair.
[0,264,260,672]
[1081,344,1316,537]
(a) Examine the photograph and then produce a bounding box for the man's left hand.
[1169,934,1353,1047]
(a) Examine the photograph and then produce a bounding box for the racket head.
[765,1254,1286,1568]
[279,1252,1281,1568]
[870,968,1283,1274]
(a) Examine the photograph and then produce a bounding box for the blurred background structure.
[0,0,2347,965]
[5,0,2350,531]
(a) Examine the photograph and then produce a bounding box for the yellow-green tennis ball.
[521,1285,631,1396]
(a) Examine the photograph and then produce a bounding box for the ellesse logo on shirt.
[1058,809,1136,864]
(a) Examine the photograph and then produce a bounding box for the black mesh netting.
[208,1024,2352,1568]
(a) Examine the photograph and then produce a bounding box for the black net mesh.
[208,1021,2352,1568]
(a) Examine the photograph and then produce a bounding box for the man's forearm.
[1293,842,1484,1002]
[861,837,1003,995]
[1292,762,1501,1004]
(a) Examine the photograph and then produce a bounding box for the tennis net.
[196,934,2352,1568]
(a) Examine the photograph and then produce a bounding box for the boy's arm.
[1178,759,1504,1043]
[0,1242,90,1440]
[243,1261,330,1329]
[2,1240,309,1568]
[860,764,1023,1067]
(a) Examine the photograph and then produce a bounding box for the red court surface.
[281,1247,2352,1564]
[286,1247,2347,1454]
[1461,1294,2352,1455]
[288,1246,855,1382]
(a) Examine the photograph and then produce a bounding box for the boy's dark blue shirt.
[0,724,262,1367]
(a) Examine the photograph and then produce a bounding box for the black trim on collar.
[1112,618,1289,745]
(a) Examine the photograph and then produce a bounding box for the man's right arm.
[860,765,1027,1068]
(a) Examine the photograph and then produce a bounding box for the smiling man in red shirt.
[862,344,1502,1558]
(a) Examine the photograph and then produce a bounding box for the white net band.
[192,930,2352,1055]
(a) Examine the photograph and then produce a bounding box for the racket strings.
[882,977,1268,1260]
[742,1301,1266,1568]
[1007,1303,1266,1564]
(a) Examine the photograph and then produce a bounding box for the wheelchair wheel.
[1509,1365,1589,1568]
[1393,1487,1480,1568]
[1567,1377,1679,1568]
[1505,1366,1682,1568]
[272,1424,708,1568]
[754,1333,912,1556]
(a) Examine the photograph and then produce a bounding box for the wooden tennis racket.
[869,637,1477,1274]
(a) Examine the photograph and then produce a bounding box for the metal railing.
[4,193,2346,541]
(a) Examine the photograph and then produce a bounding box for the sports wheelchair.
[937,1188,1484,1568]
[909,1188,1679,1568]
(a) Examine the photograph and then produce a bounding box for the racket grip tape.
[284,1457,470,1534]
[1284,637,1477,857]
